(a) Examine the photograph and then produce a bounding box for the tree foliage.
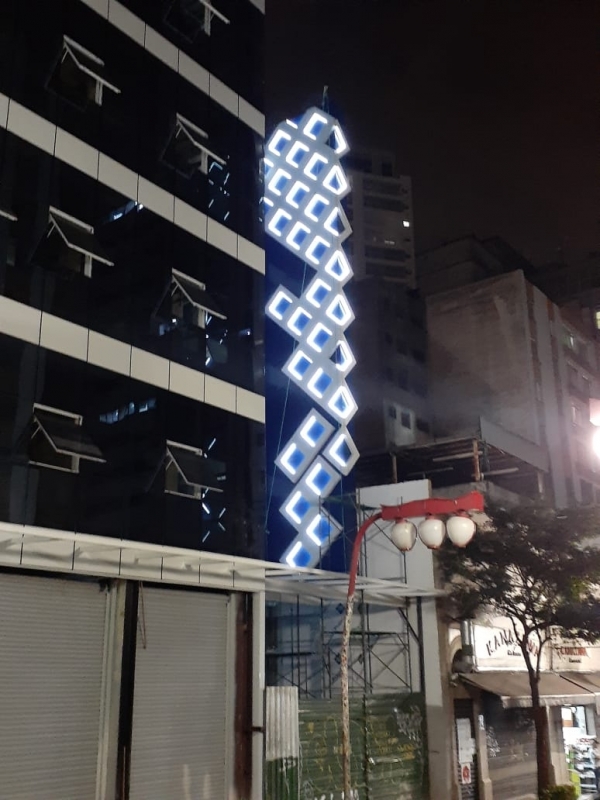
[439,503,600,796]
[439,504,600,666]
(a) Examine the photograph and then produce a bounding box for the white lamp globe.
[418,516,446,549]
[446,514,476,548]
[390,519,417,552]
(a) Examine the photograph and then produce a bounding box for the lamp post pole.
[340,491,484,800]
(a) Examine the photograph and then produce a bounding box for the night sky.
[266,0,600,265]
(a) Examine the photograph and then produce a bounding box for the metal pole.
[341,512,382,800]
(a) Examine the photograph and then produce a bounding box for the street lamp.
[340,490,485,800]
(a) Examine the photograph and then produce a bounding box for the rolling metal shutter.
[129,587,231,800]
[0,572,108,799]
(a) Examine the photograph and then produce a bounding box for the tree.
[438,504,600,796]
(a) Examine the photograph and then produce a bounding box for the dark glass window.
[401,411,411,429]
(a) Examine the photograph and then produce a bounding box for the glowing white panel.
[323,429,359,476]
[268,167,292,196]
[327,386,357,421]
[307,367,332,399]
[304,152,329,180]
[267,288,295,321]
[264,107,358,569]
[305,235,330,265]
[286,221,311,251]
[326,294,354,327]
[304,193,330,222]
[306,322,333,353]
[268,129,292,156]
[303,111,328,140]
[324,250,352,284]
[286,140,310,167]
[332,339,355,373]
[287,307,312,336]
[268,208,292,237]
[305,278,333,308]
[331,124,349,156]
[322,165,348,196]
[286,349,313,381]
[286,181,310,209]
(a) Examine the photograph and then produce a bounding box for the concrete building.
[0,0,267,797]
[345,148,416,286]
[416,237,600,507]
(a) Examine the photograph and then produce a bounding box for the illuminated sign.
[264,108,359,568]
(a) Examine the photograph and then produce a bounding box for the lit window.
[48,36,120,109]
[595,310,600,330]
[34,207,113,277]
[162,114,225,178]
[29,404,105,473]
[164,440,225,499]
[164,0,230,40]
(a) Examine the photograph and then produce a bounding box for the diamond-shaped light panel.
[265,108,359,569]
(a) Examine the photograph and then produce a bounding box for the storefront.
[451,619,600,800]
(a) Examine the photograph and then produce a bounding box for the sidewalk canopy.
[462,671,596,708]
[561,672,600,714]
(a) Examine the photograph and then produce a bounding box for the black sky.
[266,0,600,265]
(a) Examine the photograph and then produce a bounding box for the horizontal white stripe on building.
[0,94,265,275]
[0,294,265,423]
[78,0,265,134]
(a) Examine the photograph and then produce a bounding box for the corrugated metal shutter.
[129,587,230,800]
[0,572,107,800]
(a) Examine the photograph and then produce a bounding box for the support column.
[251,591,266,800]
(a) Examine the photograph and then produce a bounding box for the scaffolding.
[265,493,432,700]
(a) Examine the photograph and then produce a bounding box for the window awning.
[0,207,17,222]
[172,270,226,319]
[49,211,114,266]
[461,671,596,708]
[561,672,600,714]
[63,36,121,95]
[175,115,226,167]
[33,410,105,463]
[166,442,225,492]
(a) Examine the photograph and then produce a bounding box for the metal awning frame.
[0,521,440,606]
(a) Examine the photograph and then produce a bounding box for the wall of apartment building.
[348,277,431,454]
[427,271,538,442]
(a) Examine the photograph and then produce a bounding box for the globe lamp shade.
[446,514,476,548]
[418,516,446,549]
[390,519,417,552]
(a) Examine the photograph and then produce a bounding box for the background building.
[417,238,600,507]
[0,0,266,797]
[345,147,415,285]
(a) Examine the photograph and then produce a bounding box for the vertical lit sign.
[264,108,359,568]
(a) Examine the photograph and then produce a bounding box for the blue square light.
[293,354,312,377]
[305,419,325,444]
[313,327,331,349]
[291,494,311,521]
[312,371,332,395]
[288,448,305,471]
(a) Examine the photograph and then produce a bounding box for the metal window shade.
[49,213,114,266]
[34,410,106,462]
[129,588,230,800]
[172,272,226,319]
[0,573,108,800]
[176,117,226,166]
[63,41,121,94]
[167,443,225,491]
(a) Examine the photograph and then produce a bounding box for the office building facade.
[0,0,266,797]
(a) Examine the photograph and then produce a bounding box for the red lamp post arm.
[340,490,484,799]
